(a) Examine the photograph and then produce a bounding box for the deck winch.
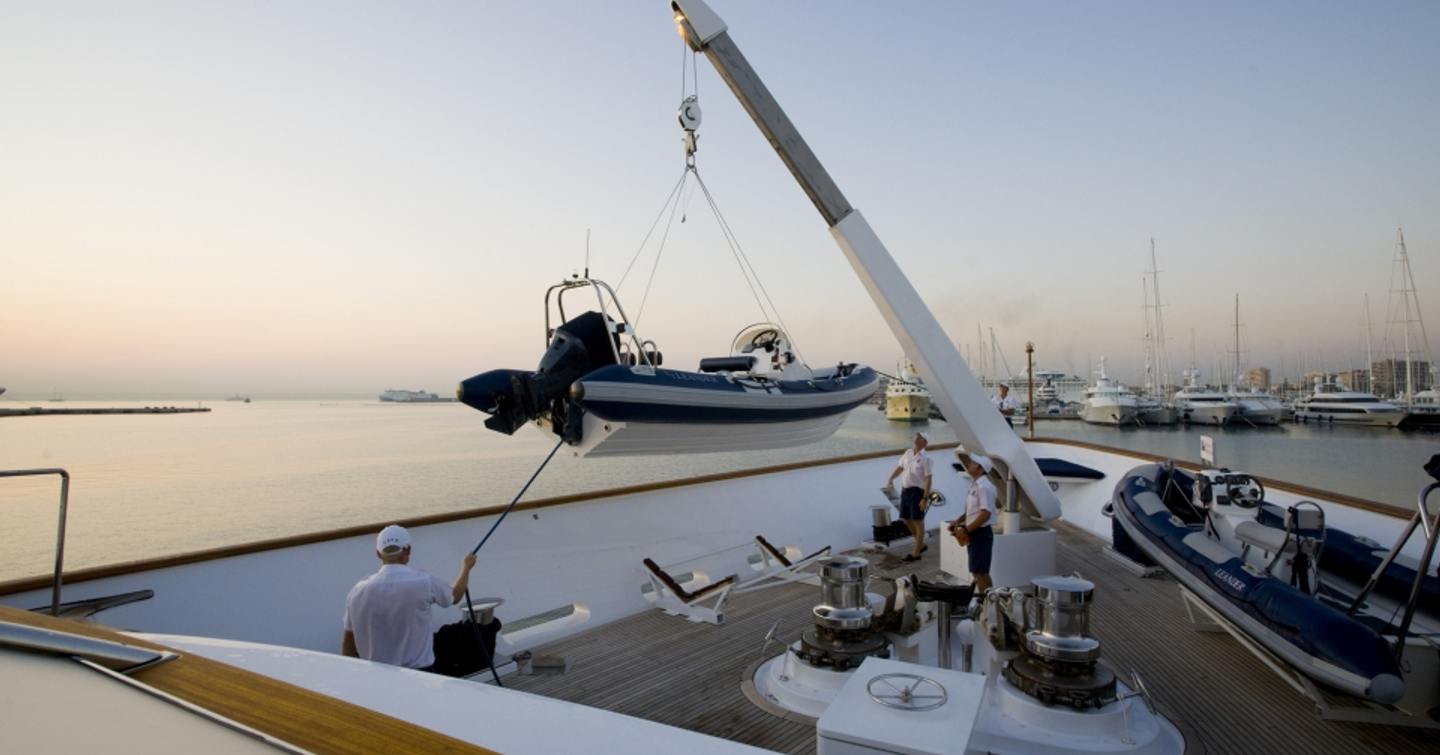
[794,557,891,670]
[988,576,1119,710]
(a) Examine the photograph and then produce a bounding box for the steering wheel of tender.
[745,329,780,353]
[1225,474,1265,509]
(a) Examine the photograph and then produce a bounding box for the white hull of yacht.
[1083,402,1138,426]
[884,392,930,422]
[1294,408,1407,427]
[1178,403,1236,425]
[1136,405,1177,425]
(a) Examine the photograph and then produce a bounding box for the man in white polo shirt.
[883,430,934,563]
[342,524,477,671]
[993,384,1020,428]
[950,454,998,594]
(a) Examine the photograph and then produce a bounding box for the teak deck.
[0,605,491,754]
[505,523,1435,754]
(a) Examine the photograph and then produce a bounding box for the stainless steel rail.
[0,468,71,615]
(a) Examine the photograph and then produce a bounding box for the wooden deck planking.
[506,527,1436,754]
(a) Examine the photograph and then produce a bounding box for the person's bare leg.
[911,520,924,557]
[973,573,992,594]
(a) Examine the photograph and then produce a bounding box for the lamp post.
[1025,342,1035,438]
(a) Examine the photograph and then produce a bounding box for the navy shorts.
[899,486,925,521]
[967,526,994,574]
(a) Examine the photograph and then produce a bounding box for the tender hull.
[566,412,848,457]
[567,365,878,457]
[1112,465,1404,703]
[577,365,878,424]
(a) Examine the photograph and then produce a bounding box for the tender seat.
[698,355,755,373]
[1234,521,1296,555]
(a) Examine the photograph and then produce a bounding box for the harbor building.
[1244,367,1271,391]
[1371,359,1433,397]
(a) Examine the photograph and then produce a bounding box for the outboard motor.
[457,311,619,437]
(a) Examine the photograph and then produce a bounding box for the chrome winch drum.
[795,556,889,670]
[1026,575,1095,638]
[1003,575,1116,709]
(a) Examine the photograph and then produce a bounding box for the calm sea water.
[1,400,1435,581]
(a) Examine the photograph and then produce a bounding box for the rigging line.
[633,169,690,328]
[617,168,688,291]
[460,436,565,688]
[688,171,768,324]
[692,171,807,367]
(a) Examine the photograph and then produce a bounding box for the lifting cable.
[618,43,806,366]
[460,437,565,687]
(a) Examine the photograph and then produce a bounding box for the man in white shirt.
[883,430,933,563]
[949,453,998,593]
[342,524,477,671]
[992,384,1020,428]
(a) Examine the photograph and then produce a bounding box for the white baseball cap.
[916,431,930,443]
[970,454,994,475]
[376,524,411,555]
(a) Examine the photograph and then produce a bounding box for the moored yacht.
[1082,358,1139,426]
[1228,388,1286,426]
[1135,395,1178,425]
[1173,370,1238,425]
[884,359,931,422]
[1294,377,1408,427]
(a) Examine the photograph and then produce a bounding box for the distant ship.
[225,395,252,403]
[0,386,6,398]
[379,388,455,403]
[883,360,930,422]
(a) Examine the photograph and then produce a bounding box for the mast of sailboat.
[1364,293,1375,393]
[1148,239,1172,394]
[1232,294,1242,390]
[671,0,1061,519]
[1141,278,1154,393]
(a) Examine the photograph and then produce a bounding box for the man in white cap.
[993,384,1020,428]
[950,453,998,593]
[342,524,477,671]
[884,430,933,562]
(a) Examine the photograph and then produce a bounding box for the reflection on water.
[0,401,1434,581]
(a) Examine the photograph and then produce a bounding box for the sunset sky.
[2,1,1436,397]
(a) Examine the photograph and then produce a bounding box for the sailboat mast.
[1364,294,1375,393]
[1233,294,1242,389]
[1148,239,1171,394]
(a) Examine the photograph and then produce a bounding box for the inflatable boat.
[1111,463,1404,703]
[458,278,876,457]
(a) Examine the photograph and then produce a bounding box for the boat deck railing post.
[0,468,71,616]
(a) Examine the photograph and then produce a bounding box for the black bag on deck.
[431,617,503,678]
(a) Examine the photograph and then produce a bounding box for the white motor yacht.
[884,359,931,422]
[1227,388,1286,426]
[1082,358,1139,426]
[1294,378,1408,427]
[1135,395,1178,426]
[1173,370,1239,425]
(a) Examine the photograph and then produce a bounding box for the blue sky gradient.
[1,1,1436,394]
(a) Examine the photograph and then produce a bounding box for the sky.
[1,1,1437,397]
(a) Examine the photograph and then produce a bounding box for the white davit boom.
[672,0,1061,520]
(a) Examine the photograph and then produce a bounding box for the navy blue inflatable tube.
[1256,503,1440,612]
